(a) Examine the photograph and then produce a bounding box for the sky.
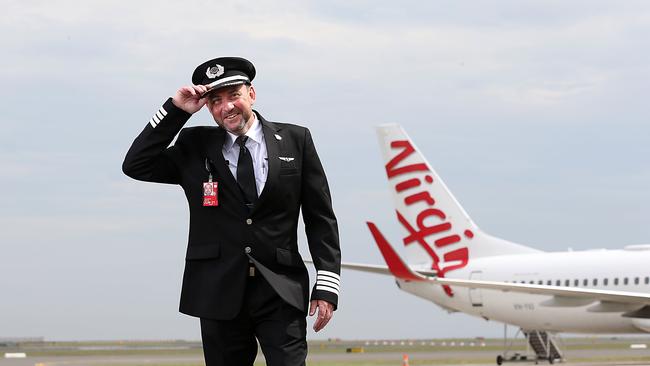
[1,0,649,341]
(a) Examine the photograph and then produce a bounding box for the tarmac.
[2,354,650,366]
[2,338,650,366]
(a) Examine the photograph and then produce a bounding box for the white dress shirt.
[222,116,268,197]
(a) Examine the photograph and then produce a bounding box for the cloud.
[482,73,609,105]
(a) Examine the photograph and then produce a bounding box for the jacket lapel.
[253,113,281,215]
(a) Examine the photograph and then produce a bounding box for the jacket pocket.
[279,167,299,176]
[185,244,220,260]
[276,247,303,267]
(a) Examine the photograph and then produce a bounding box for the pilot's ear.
[248,85,256,104]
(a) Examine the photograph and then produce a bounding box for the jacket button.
[246,218,253,225]
[244,246,252,254]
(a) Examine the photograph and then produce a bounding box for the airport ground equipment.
[496,326,563,365]
[524,330,563,364]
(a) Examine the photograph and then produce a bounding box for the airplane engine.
[631,319,650,333]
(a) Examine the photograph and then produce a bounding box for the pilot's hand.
[309,299,334,332]
[172,85,208,114]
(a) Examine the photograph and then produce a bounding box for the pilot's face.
[206,84,256,135]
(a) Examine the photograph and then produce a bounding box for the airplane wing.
[304,258,392,276]
[304,260,436,277]
[332,260,650,312]
[340,262,391,276]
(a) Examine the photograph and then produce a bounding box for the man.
[122,57,341,366]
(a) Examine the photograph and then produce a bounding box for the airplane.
[342,124,650,364]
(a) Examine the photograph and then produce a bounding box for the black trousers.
[200,271,307,366]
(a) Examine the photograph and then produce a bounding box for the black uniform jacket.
[122,98,341,320]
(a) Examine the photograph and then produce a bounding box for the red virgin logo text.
[386,140,473,297]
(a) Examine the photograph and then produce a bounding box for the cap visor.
[200,81,249,98]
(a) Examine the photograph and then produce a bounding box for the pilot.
[122,56,341,366]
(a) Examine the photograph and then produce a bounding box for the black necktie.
[236,135,258,205]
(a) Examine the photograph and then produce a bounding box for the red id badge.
[203,182,218,206]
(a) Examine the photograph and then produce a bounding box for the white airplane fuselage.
[400,248,650,333]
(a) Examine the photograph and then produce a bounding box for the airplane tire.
[496,355,503,365]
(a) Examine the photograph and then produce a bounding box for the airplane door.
[469,271,483,307]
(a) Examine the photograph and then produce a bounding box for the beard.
[222,118,246,133]
[216,111,251,134]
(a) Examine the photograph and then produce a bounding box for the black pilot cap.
[192,57,256,94]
